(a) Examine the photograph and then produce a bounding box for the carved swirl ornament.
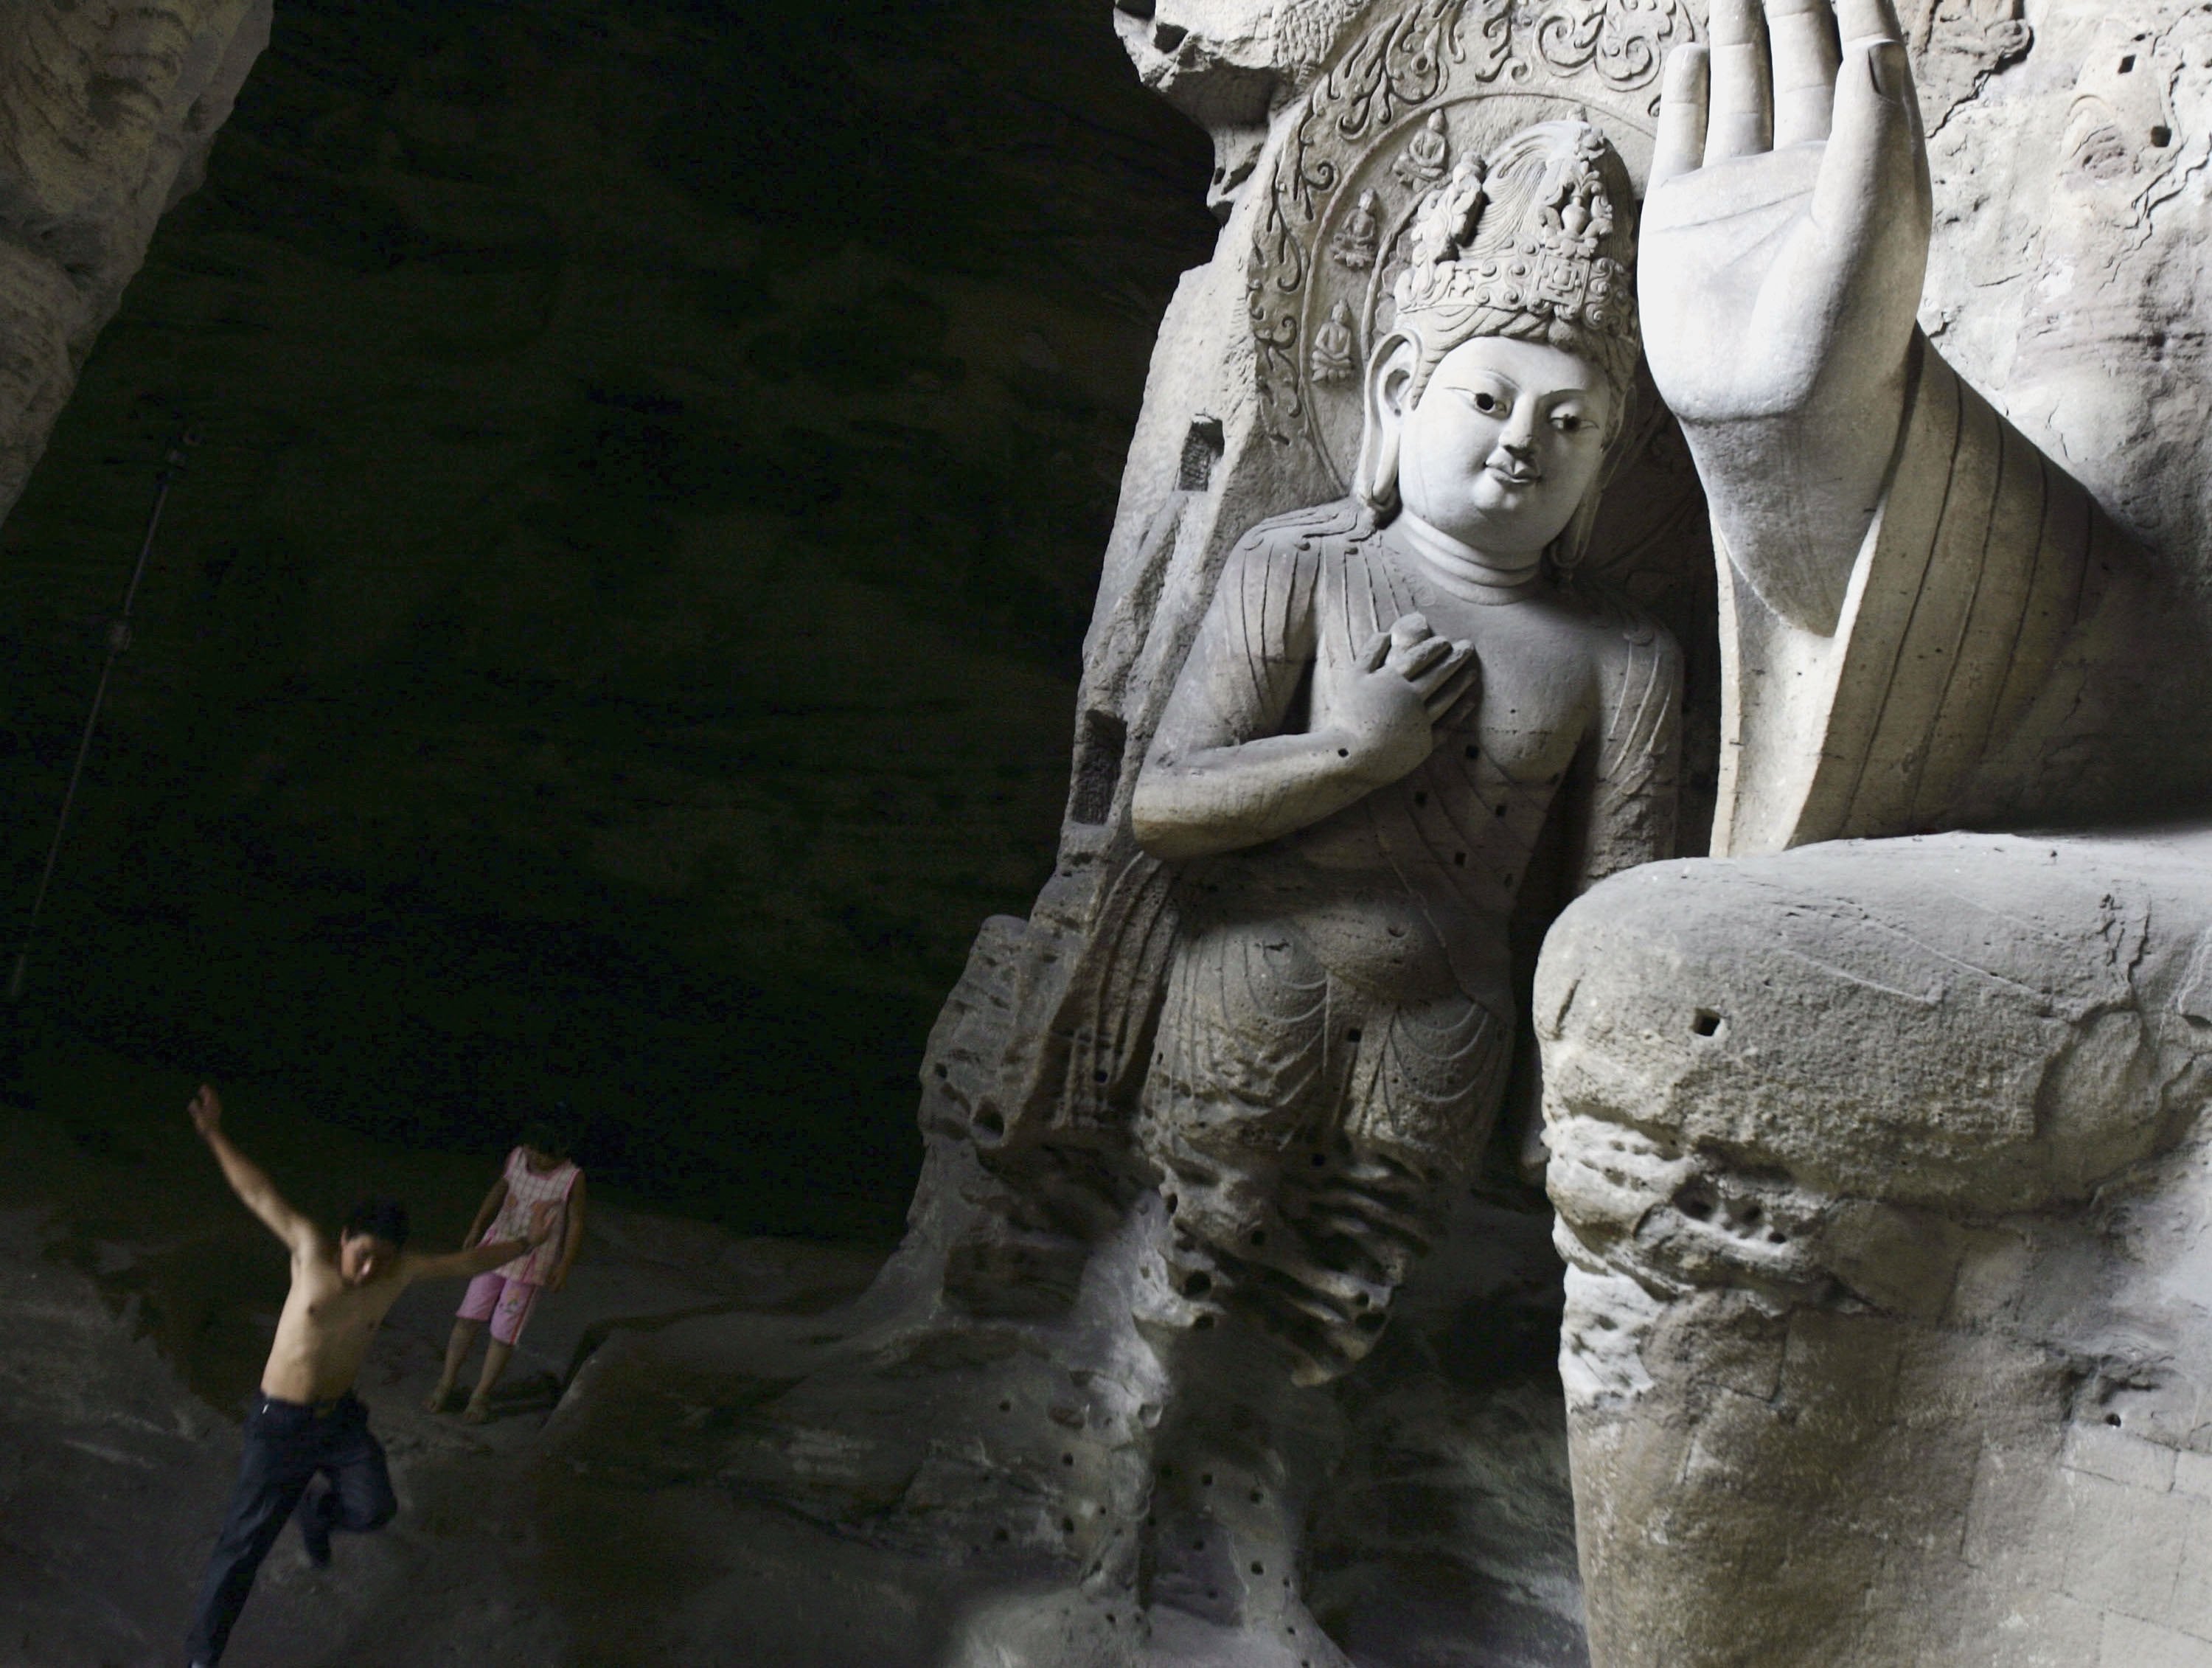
[1250,0,1697,468]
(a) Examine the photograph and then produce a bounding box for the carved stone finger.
[1421,647,1481,717]
[1425,678,1478,723]
[1359,628,1392,672]
[1834,0,1926,159]
[1392,633,1455,682]
[1651,44,1711,187]
[1767,0,1841,146]
[1388,611,1434,644]
[1405,654,1458,698]
[1832,0,1905,46]
[1811,38,1922,251]
[1708,0,1775,161]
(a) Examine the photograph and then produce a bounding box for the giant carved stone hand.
[1639,0,1933,635]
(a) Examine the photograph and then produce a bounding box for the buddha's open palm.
[1638,0,1933,630]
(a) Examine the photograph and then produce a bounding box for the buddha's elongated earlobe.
[1357,329,1420,521]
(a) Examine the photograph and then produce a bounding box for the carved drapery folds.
[1711,336,2202,856]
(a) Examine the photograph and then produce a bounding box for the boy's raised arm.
[189,1084,317,1257]
[406,1201,556,1283]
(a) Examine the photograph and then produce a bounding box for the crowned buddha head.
[1357,120,1641,573]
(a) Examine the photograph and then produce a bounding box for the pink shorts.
[456,1272,541,1346]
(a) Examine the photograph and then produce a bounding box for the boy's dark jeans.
[185,1391,397,1664]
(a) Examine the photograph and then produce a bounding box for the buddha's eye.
[1472,391,1500,414]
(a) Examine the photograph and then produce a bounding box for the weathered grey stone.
[1544,831,2212,1667]
[0,0,270,528]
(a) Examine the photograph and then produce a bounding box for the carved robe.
[1716,336,2196,854]
[1133,499,1680,1380]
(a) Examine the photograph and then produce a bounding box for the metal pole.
[7,427,196,1003]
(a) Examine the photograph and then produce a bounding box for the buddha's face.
[1380,335,1614,559]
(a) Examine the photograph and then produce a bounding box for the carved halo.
[1248,0,1708,593]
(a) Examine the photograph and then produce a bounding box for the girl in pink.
[428,1119,585,1423]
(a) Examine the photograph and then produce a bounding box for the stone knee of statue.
[1541,831,2212,1667]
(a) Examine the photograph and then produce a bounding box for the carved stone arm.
[1709,332,2211,856]
[1130,530,1472,861]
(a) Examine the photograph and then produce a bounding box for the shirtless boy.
[184,1083,556,1667]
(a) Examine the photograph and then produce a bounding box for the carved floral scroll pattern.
[1252,0,1498,446]
[1533,0,1697,92]
[1249,0,1698,448]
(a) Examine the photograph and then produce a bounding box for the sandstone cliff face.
[0,0,271,527]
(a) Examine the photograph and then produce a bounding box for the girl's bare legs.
[462,1340,515,1424]
[428,1318,484,1412]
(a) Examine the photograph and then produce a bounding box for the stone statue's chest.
[1441,652,1588,785]
[1312,548,1594,785]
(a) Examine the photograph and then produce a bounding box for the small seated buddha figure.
[1329,187,1382,270]
[1394,108,1453,187]
[1309,300,1359,383]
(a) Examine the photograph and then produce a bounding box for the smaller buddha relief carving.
[1392,109,1453,187]
[1310,300,1360,382]
[1329,187,1382,269]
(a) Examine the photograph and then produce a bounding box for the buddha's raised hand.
[1638,0,1932,634]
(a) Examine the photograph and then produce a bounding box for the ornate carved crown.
[1391,119,1640,391]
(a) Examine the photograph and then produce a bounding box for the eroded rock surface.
[1924,0,2212,596]
[0,1078,888,1668]
[1544,831,2212,1667]
[0,0,270,527]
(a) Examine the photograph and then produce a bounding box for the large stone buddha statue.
[1008,118,1688,1665]
[1127,119,1679,1388]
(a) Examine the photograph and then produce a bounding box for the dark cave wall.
[0,0,1217,1234]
